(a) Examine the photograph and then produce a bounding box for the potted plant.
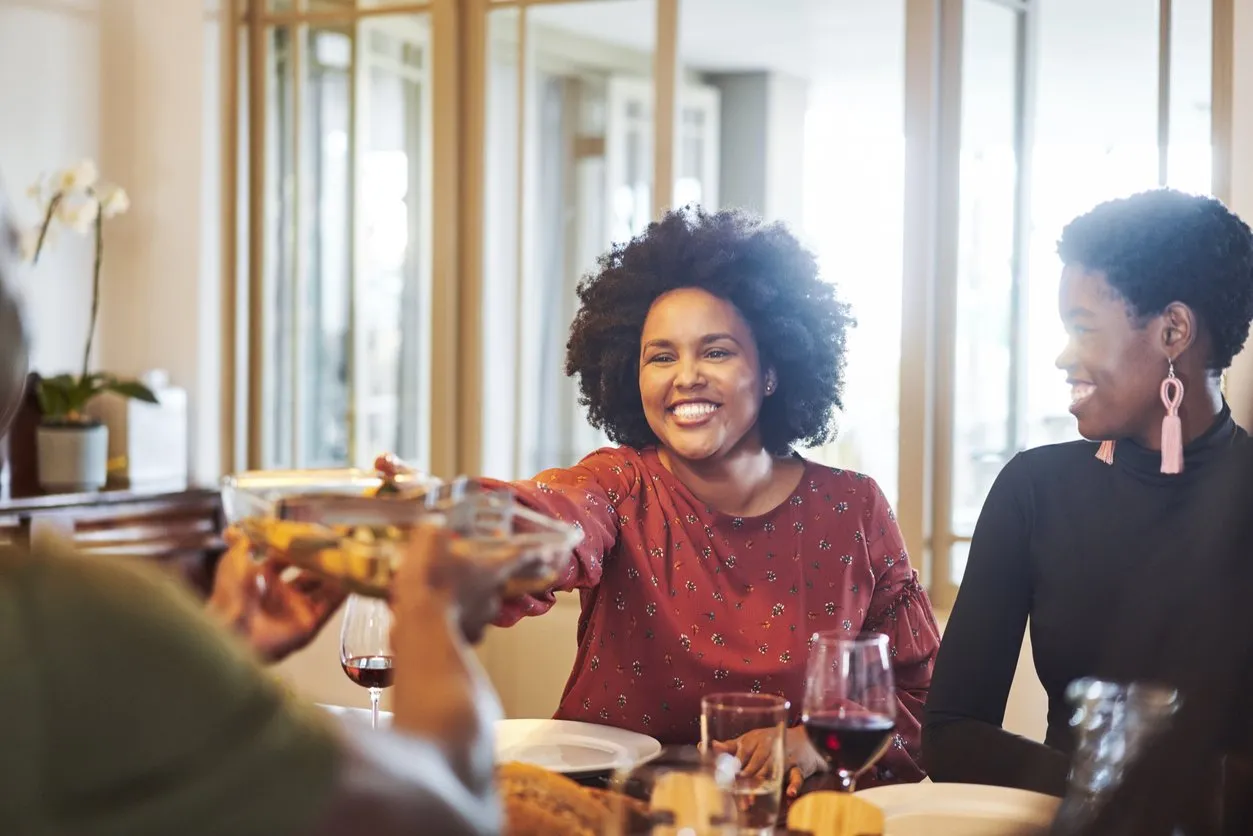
[23,160,157,492]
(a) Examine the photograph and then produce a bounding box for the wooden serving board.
[786,791,885,836]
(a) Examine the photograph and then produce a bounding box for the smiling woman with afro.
[477,206,940,791]
[564,207,854,455]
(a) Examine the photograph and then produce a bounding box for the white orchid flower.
[56,159,98,193]
[98,185,130,219]
[56,197,100,235]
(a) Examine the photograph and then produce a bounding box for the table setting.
[321,700,1058,836]
[224,462,1063,835]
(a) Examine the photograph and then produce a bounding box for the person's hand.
[389,520,504,770]
[711,724,828,799]
[208,528,347,663]
[391,522,533,644]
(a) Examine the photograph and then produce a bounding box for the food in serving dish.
[224,461,581,599]
[238,517,401,594]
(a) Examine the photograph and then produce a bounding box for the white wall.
[763,72,808,230]
[0,0,220,483]
[0,0,100,376]
[97,0,219,482]
[710,73,768,217]
[709,70,808,228]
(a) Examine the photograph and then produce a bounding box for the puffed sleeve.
[859,479,941,786]
[488,447,640,625]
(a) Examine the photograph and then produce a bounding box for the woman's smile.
[1067,380,1096,414]
[668,399,722,427]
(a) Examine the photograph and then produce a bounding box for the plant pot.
[37,422,108,492]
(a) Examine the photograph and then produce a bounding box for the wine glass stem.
[370,687,381,729]
[837,770,856,793]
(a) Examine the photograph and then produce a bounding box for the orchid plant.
[24,160,156,425]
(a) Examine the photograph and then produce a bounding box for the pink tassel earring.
[1095,440,1115,465]
[1160,361,1184,474]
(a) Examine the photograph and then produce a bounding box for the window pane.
[300,26,352,467]
[800,2,906,508]
[1023,1,1159,455]
[670,1,905,508]
[355,15,431,467]
[234,21,251,473]
[479,7,520,479]
[1168,0,1212,195]
[480,1,653,480]
[263,25,298,469]
[261,14,432,470]
[951,1,1020,543]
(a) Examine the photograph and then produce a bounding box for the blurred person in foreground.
[0,187,500,835]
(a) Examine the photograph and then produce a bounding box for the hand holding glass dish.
[219,462,584,607]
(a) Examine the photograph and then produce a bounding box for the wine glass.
[340,594,395,729]
[802,632,896,793]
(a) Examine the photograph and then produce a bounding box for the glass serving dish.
[220,469,582,599]
[220,465,439,524]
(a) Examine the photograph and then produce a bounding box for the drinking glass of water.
[607,746,738,836]
[700,693,789,834]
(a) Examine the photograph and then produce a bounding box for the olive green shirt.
[0,545,339,836]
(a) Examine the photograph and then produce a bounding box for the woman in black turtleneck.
[923,188,1253,797]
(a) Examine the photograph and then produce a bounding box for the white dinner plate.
[494,719,663,774]
[319,708,661,775]
[856,783,1061,836]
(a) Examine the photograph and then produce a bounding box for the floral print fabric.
[492,446,939,784]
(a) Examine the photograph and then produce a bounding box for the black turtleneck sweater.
[923,406,1248,796]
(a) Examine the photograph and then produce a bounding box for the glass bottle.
[1053,678,1180,835]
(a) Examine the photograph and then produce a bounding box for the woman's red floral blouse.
[491,446,940,785]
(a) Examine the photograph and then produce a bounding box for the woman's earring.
[1160,360,1184,474]
[1095,440,1115,465]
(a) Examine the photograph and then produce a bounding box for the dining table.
[322,704,852,829]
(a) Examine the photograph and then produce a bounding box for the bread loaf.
[497,762,613,836]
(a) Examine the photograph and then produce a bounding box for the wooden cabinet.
[0,485,226,595]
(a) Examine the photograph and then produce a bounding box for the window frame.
[223,0,1235,605]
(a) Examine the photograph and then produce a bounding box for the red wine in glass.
[803,711,896,775]
[342,655,396,689]
[802,632,896,792]
[340,595,394,728]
